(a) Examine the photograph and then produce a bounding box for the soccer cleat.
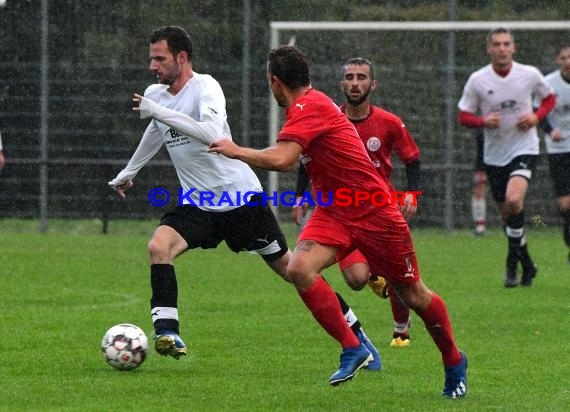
[390,333,411,347]
[328,343,373,386]
[521,264,537,287]
[357,329,382,371]
[442,351,468,399]
[504,273,519,288]
[368,274,389,299]
[154,331,187,359]
[567,251,570,265]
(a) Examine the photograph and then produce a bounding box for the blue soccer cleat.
[442,351,468,399]
[154,330,187,359]
[357,329,382,371]
[328,343,373,386]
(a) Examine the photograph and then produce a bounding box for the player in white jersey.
[540,44,570,264]
[108,26,381,367]
[458,28,556,287]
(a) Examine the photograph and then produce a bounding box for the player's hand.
[208,138,240,158]
[484,112,501,129]
[108,179,134,199]
[292,196,309,225]
[516,113,538,130]
[0,151,5,174]
[400,193,417,220]
[551,129,563,142]
[132,93,156,119]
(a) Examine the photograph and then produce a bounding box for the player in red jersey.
[209,45,467,397]
[294,57,420,347]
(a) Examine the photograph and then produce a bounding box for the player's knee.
[148,238,171,262]
[342,266,368,291]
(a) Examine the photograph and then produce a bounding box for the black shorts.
[159,193,288,262]
[548,152,570,197]
[485,155,537,202]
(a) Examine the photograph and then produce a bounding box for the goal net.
[268,21,570,229]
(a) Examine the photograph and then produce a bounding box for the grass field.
[1,219,569,411]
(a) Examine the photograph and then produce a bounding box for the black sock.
[150,263,179,334]
[506,211,534,271]
[505,212,525,274]
[335,292,361,336]
[560,208,570,247]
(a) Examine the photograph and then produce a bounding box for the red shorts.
[298,207,420,285]
[338,249,367,271]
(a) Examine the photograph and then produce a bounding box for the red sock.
[299,276,359,348]
[418,293,462,366]
[389,291,410,328]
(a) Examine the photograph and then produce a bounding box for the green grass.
[1,219,569,411]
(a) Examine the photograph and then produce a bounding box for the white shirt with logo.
[458,61,554,166]
[543,70,570,154]
[112,73,262,211]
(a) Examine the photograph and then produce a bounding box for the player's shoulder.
[370,106,403,123]
[469,64,493,79]
[296,89,338,113]
[512,61,543,76]
[544,70,560,82]
[144,83,168,97]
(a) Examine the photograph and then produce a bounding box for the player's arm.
[208,139,302,172]
[518,93,556,130]
[459,110,501,129]
[108,123,163,198]
[133,93,223,145]
[400,159,420,219]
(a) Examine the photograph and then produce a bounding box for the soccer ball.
[101,323,149,370]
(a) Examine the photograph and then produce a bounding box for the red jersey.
[278,89,398,221]
[341,104,420,182]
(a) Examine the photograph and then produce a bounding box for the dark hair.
[486,27,513,44]
[343,57,375,80]
[555,43,570,56]
[150,26,193,59]
[267,45,311,89]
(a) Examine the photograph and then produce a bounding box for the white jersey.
[543,70,570,154]
[458,61,554,166]
[112,73,262,211]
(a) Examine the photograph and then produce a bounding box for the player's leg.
[355,221,466,398]
[548,152,570,263]
[149,206,219,359]
[472,170,487,236]
[337,251,381,370]
[289,239,373,385]
[394,279,467,398]
[560,195,570,264]
[487,164,521,287]
[147,219,191,359]
[388,290,412,347]
[288,211,373,385]
[504,157,537,286]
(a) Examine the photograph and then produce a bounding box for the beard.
[345,88,371,106]
[157,63,181,86]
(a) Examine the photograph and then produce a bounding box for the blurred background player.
[458,28,556,287]
[472,128,487,236]
[294,57,421,347]
[540,43,570,264]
